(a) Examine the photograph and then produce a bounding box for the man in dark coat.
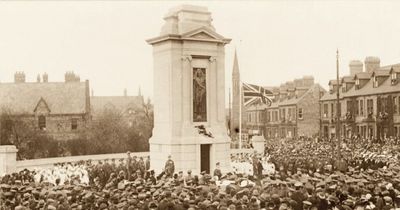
[164,155,175,178]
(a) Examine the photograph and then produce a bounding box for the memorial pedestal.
[147,5,231,175]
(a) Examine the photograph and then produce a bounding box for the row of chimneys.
[13,71,81,83]
[272,76,315,101]
[348,56,380,76]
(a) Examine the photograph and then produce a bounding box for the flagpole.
[239,80,242,149]
[229,88,231,136]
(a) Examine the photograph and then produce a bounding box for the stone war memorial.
[147,5,232,175]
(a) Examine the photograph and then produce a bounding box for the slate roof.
[322,62,400,102]
[342,76,354,83]
[264,84,324,108]
[90,96,144,114]
[0,82,88,115]
[321,70,400,102]
[343,76,400,97]
[354,72,372,80]
[372,69,390,77]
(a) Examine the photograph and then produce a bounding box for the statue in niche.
[193,68,207,122]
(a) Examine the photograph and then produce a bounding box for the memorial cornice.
[147,27,231,45]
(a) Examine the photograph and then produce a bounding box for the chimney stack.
[349,60,363,76]
[302,76,314,87]
[42,72,48,82]
[364,56,380,73]
[14,71,26,83]
[37,74,41,83]
[65,71,80,82]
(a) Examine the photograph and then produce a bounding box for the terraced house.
[320,57,400,140]
[260,76,325,138]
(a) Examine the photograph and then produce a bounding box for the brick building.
[261,76,326,138]
[320,57,400,140]
[243,76,325,139]
[0,72,90,141]
[0,72,149,142]
[90,88,146,127]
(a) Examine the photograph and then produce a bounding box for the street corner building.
[0,72,90,142]
[257,76,326,139]
[320,57,400,140]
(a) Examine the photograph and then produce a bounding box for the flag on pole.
[242,83,273,107]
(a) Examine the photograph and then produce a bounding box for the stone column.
[182,55,192,124]
[209,57,217,125]
[0,145,18,176]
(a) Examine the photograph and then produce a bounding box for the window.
[38,115,46,130]
[360,100,364,116]
[331,103,334,118]
[323,104,328,117]
[394,97,398,114]
[355,100,359,115]
[367,99,374,116]
[128,109,136,115]
[298,108,303,119]
[71,118,78,130]
[346,101,351,113]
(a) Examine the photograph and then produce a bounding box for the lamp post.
[336,49,341,159]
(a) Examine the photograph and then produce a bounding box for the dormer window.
[391,73,397,85]
[355,79,360,90]
[342,83,346,92]
[329,84,333,93]
[373,76,378,88]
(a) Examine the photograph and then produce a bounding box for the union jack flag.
[242,82,273,107]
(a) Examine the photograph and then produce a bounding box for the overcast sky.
[1,1,400,101]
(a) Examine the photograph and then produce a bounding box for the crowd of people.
[1,137,400,210]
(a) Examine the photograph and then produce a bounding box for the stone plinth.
[147,5,231,175]
[0,145,18,176]
[252,135,265,155]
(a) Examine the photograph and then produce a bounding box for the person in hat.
[126,151,133,179]
[290,182,306,210]
[164,155,175,178]
[213,162,222,180]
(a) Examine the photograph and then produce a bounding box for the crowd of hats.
[1,137,400,209]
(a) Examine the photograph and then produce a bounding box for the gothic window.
[38,115,46,130]
[71,118,78,130]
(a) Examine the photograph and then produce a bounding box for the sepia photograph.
[1,0,400,209]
